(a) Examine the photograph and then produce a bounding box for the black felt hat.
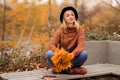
[60,6,78,23]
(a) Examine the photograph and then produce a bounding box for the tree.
[48,0,52,39]
[101,0,120,12]
[2,0,6,41]
[74,0,78,7]
[0,4,3,40]
[100,0,120,35]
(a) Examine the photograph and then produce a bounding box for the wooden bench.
[0,41,120,80]
[0,63,120,80]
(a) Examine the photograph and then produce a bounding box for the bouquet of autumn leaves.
[51,48,74,73]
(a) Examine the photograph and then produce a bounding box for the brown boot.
[69,67,87,75]
[52,67,57,74]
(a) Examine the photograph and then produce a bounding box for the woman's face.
[63,10,75,24]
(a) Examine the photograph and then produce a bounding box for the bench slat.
[0,64,120,80]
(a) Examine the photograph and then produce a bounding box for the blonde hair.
[60,20,80,33]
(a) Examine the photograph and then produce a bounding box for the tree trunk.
[2,0,6,41]
[48,0,52,40]
[74,0,78,8]
[17,6,31,44]
[1,0,6,56]
[28,16,37,44]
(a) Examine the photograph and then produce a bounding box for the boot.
[69,67,87,75]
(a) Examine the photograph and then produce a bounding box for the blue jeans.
[46,50,88,73]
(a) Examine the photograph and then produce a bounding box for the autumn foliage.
[0,0,120,73]
[0,40,17,51]
[51,48,74,73]
[0,50,50,73]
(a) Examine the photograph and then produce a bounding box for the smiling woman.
[46,6,88,74]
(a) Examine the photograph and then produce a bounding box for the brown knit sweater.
[49,26,85,56]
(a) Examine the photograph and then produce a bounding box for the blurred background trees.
[0,0,119,50]
[0,0,120,40]
[0,0,120,72]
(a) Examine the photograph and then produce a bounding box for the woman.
[46,6,88,74]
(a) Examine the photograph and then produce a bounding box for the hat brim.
[60,6,78,23]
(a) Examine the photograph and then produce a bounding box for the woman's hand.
[69,53,75,60]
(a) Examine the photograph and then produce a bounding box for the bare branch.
[115,0,120,7]
[101,0,120,12]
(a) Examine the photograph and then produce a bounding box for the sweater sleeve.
[49,29,61,51]
[72,27,85,56]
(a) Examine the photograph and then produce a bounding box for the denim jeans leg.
[72,50,88,67]
[63,50,88,74]
[46,50,54,66]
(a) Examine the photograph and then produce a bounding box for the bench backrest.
[84,41,120,65]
